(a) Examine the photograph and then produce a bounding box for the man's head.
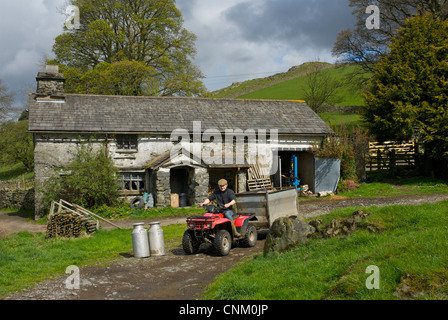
[218,179,228,191]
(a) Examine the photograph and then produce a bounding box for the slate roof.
[28,94,332,136]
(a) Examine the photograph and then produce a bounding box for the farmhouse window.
[116,135,138,151]
[119,172,145,191]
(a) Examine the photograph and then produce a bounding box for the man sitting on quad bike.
[200,179,241,237]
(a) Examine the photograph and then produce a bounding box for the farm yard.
[1,178,447,300]
[1,60,448,302]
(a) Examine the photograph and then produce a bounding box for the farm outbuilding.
[28,66,334,219]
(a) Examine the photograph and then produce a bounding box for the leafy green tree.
[62,60,157,96]
[0,120,34,172]
[42,141,119,209]
[52,0,207,96]
[363,14,448,167]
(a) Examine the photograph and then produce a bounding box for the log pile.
[46,210,98,238]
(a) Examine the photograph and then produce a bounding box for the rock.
[394,274,429,299]
[308,219,323,230]
[321,209,370,238]
[263,216,315,255]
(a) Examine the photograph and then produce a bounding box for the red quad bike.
[182,205,258,256]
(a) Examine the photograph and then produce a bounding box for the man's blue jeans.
[223,209,235,221]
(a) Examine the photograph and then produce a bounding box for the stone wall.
[153,167,209,207]
[194,168,209,204]
[155,168,171,207]
[0,188,35,211]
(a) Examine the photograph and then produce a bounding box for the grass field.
[336,177,448,198]
[203,200,448,300]
[238,65,367,106]
[0,224,186,298]
[213,64,371,107]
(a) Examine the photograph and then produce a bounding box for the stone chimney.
[35,65,65,100]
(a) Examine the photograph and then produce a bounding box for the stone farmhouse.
[29,67,333,219]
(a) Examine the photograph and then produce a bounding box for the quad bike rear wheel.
[182,230,201,254]
[213,229,232,256]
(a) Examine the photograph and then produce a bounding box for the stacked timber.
[46,210,98,238]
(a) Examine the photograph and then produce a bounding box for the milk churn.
[132,223,150,258]
[148,222,165,256]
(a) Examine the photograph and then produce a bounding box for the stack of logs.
[46,210,98,238]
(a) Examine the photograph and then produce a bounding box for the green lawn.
[203,201,448,300]
[0,163,33,181]
[0,224,185,298]
[337,177,448,198]
[318,112,363,130]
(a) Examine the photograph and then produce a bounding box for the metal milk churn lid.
[132,222,150,258]
[148,222,165,256]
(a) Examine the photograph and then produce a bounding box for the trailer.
[235,187,302,229]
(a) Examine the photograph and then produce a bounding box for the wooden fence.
[367,140,416,172]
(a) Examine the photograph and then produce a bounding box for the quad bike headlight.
[188,223,195,229]
[206,222,212,228]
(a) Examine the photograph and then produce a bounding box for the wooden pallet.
[247,178,273,191]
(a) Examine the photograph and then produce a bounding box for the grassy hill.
[212,62,371,106]
[203,200,448,300]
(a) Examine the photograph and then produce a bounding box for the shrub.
[314,124,371,182]
[42,141,119,209]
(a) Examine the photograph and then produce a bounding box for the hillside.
[204,200,448,300]
[212,62,370,106]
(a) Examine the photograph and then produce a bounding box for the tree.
[0,79,14,123]
[363,14,448,169]
[333,0,448,73]
[62,60,158,95]
[53,0,207,96]
[0,121,34,172]
[42,141,120,209]
[302,62,343,113]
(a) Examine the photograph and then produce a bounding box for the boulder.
[263,216,315,255]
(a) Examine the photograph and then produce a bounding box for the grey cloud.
[224,0,356,51]
[0,0,63,108]
[176,0,198,21]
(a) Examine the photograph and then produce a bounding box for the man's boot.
[231,220,241,237]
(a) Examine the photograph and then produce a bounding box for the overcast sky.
[0,0,356,111]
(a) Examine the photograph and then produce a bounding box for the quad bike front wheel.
[182,230,201,254]
[213,229,232,256]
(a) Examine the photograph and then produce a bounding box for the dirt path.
[4,239,266,300]
[2,192,447,300]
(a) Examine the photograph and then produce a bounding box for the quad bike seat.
[205,205,239,219]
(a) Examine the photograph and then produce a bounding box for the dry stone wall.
[0,181,34,210]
